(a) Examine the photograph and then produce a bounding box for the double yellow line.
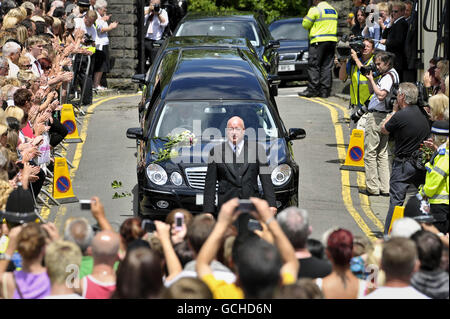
[299,96,384,241]
[40,94,140,229]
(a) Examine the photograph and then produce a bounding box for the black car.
[134,36,279,121]
[127,44,306,219]
[268,17,309,83]
[173,12,280,81]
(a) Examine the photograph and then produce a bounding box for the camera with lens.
[83,33,95,46]
[350,102,369,123]
[360,63,378,76]
[336,35,365,61]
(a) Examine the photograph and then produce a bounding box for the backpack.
[384,71,399,111]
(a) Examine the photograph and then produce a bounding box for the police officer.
[338,38,376,131]
[418,121,449,233]
[299,0,338,98]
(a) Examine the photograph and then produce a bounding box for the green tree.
[187,0,310,24]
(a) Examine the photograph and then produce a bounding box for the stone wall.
[105,0,139,91]
[329,0,353,37]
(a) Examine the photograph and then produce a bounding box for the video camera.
[336,35,365,61]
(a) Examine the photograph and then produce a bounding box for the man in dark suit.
[203,116,277,217]
[380,2,408,82]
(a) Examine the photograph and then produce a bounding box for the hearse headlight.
[147,164,168,185]
[170,172,183,186]
[271,164,292,186]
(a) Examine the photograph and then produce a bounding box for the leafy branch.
[111,180,131,199]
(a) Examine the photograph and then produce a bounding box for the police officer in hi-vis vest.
[299,0,338,98]
[418,121,449,234]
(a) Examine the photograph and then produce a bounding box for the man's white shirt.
[144,8,169,40]
[25,52,43,78]
[7,58,20,78]
[228,139,244,157]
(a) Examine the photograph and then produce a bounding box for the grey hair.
[94,0,107,10]
[399,82,419,105]
[2,41,21,57]
[276,207,310,249]
[64,218,94,254]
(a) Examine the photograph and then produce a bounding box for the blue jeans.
[385,158,426,234]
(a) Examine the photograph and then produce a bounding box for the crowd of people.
[0,194,447,299]
[0,0,119,208]
[338,0,449,236]
[1,0,118,105]
[0,0,123,299]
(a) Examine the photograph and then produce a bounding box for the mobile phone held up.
[248,218,262,232]
[236,199,256,215]
[174,212,184,231]
[80,199,91,210]
[141,219,156,233]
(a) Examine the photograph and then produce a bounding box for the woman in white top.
[93,0,118,90]
[315,229,367,299]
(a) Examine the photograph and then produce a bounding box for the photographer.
[381,82,431,235]
[355,51,398,197]
[143,0,169,68]
[339,38,376,131]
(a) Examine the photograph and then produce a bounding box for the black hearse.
[128,43,305,218]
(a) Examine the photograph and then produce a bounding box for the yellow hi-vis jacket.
[419,142,449,205]
[350,55,375,107]
[302,1,338,44]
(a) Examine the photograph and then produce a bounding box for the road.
[39,86,391,242]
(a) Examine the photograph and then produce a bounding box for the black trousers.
[306,41,336,95]
[385,158,426,234]
[72,54,94,105]
[430,204,449,234]
[144,38,160,68]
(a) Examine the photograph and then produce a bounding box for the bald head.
[91,230,120,264]
[226,116,245,145]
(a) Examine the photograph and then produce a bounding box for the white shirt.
[25,53,43,78]
[144,8,169,40]
[362,286,430,299]
[95,17,109,49]
[7,58,20,78]
[228,139,244,157]
[368,68,399,112]
[74,17,98,43]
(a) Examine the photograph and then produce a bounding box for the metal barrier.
[34,52,92,211]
